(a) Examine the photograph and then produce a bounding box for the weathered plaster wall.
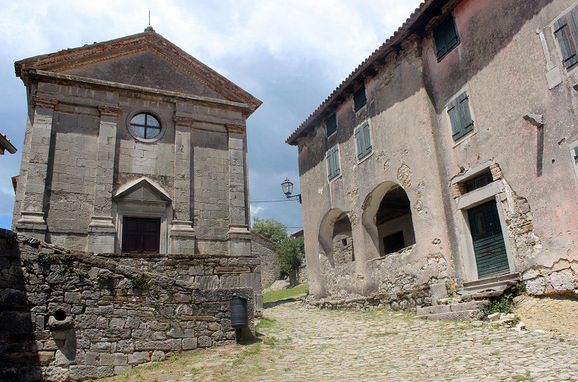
[299,40,452,299]
[423,0,578,279]
[0,229,257,381]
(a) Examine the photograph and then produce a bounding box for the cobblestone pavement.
[103,301,578,382]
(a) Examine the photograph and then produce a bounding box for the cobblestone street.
[103,301,578,382]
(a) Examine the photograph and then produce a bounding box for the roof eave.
[286,0,447,145]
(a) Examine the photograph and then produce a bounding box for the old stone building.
[288,0,578,305]
[12,27,260,259]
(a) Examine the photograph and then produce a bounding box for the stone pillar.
[15,96,58,240]
[87,106,121,253]
[169,115,196,254]
[226,123,251,257]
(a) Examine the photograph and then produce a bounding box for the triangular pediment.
[114,177,171,204]
[15,29,261,113]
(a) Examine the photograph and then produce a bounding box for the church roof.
[15,27,262,115]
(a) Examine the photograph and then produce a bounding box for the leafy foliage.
[252,217,288,243]
[276,236,305,275]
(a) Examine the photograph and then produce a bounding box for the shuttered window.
[327,145,340,181]
[354,85,367,111]
[327,113,337,136]
[554,7,578,70]
[447,91,474,141]
[355,121,372,160]
[434,14,460,60]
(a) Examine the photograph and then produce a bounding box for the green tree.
[252,217,288,243]
[277,236,305,286]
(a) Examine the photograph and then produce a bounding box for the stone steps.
[458,273,520,298]
[416,300,487,321]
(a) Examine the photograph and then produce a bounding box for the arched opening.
[318,209,355,267]
[375,185,416,256]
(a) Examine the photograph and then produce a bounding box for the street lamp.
[281,178,302,204]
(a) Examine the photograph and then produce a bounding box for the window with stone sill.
[128,112,163,142]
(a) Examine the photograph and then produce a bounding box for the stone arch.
[318,208,355,267]
[361,182,416,257]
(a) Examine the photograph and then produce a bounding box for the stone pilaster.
[169,115,195,254]
[226,123,251,257]
[16,96,58,240]
[87,106,121,253]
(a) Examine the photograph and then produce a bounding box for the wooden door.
[468,201,510,279]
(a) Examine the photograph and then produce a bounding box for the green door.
[468,201,510,279]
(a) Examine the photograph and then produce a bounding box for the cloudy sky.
[0,0,423,233]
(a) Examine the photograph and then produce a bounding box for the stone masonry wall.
[0,229,257,382]
[250,233,278,289]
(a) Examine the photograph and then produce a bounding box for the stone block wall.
[523,259,578,297]
[251,232,278,289]
[0,229,257,381]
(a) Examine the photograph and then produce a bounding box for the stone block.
[183,337,198,350]
[84,352,98,366]
[151,350,166,362]
[109,317,125,329]
[208,323,222,331]
[128,352,150,365]
[69,366,114,380]
[198,336,212,348]
[44,366,69,382]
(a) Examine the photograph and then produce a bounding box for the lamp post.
[281,178,302,204]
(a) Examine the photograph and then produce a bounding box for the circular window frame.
[126,110,166,143]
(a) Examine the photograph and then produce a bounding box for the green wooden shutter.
[327,146,340,180]
[327,150,334,180]
[457,92,474,134]
[355,128,364,159]
[434,15,459,59]
[363,122,372,156]
[354,86,367,111]
[327,113,337,136]
[332,146,340,177]
[447,99,461,139]
[554,11,578,69]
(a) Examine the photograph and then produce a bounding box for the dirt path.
[514,295,578,336]
[101,300,578,382]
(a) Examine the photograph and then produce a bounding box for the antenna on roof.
[148,10,151,26]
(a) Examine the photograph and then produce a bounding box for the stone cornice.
[226,123,246,135]
[98,105,122,118]
[173,116,196,127]
[28,70,252,112]
[33,95,58,109]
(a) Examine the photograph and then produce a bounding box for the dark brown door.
[122,217,160,253]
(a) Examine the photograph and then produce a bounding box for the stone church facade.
[12,27,261,260]
[288,0,578,303]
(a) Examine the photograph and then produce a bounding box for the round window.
[129,113,162,140]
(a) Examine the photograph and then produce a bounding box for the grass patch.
[263,336,279,346]
[263,284,308,304]
[256,317,276,332]
[512,371,533,381]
